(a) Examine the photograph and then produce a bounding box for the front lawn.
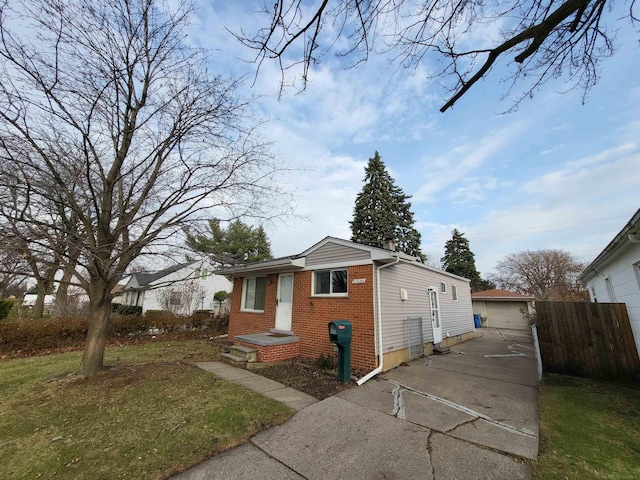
[0,340,292,479]
[536,374,640,480]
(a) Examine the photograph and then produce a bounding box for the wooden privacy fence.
[536,301,640,384]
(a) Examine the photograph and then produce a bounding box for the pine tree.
[350,152,425,261]
[441,229,488,289]
[185,219,273,266]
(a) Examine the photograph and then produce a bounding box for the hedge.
[111,303,143,315]
[0,311,229,355]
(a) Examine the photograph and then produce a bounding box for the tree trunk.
[53,270,73,317]
[33,282,47,318]
[79,283,112,376]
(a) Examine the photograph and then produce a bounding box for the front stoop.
[220,344,258,366]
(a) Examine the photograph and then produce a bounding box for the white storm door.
[429,287,443,344]
[275,273,294,331]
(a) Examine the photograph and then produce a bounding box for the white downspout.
[357,256,401,385]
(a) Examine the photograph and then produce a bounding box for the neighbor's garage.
[471,289,535,330]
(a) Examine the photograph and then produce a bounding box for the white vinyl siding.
[584,243,640,354]
[378,262,473,354]
[306,242,370,266]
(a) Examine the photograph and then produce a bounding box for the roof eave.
[579,207,640,282]
[215,257,306,276]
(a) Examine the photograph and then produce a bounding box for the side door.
[428,287,443,344]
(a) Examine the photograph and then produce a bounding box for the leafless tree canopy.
[0,0,288,374]
[490,249,588,300]
[237,0,637,111]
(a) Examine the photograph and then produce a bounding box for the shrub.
[108,315,148,337]
[0,299,14,320]
[111,303,142,315]
[0,310,229,355]
[0,316,88,353]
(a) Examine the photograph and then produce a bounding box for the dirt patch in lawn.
[252,359,361,400]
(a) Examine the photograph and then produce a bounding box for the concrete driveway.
[175,329,539,480]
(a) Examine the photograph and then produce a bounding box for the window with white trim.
[634,262,640,291]
[440,282,447,294]
[169,290,182,306]
[242,276,267,311]
[313,269,348,295]
[605,276,616,302]
[452,285,458,302]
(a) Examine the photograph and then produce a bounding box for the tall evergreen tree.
[350,152,425,261]
[441,229,494,291]
[185,219,273,266]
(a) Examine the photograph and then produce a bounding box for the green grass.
[535,374,640,480]
[0,340,293,479]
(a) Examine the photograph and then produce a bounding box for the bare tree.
[157,282,207,316]
[490,249,588,300]
[236,0,634,111]
[0,242,28,298]
[0,0,288,375]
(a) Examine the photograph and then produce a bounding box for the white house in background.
[579,207,640,355]
[22,294,55,308]
[121,260,232,315]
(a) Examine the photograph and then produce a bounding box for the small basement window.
[314,269,348,295]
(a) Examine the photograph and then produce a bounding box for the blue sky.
[190,1,640,276]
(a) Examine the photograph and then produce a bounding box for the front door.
[275,273,294,331]
[429,287,443,344]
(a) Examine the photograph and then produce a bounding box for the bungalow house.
[471,289,535,330]
[217,237,475,383]
[579,207,640,355]
[121,259,232,315]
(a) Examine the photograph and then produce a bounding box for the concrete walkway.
[195,362,318,412]
[174,329,539,480]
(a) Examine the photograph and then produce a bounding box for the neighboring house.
[121,260,232,315]
[111,284,125,304]
[471,289,535,330]
[217,236,474,381]
[579,207,640,355]
[22,294,55,308]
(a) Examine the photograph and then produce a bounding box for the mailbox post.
[328,320,352,382]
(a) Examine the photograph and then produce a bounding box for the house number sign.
[351,278,366,284]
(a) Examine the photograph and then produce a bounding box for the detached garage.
[472,289,535,330]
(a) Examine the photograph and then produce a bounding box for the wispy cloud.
[412,121,528,203]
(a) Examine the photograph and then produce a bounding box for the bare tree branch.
[235,0,629,111]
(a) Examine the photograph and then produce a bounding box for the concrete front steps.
[219,344,258,367]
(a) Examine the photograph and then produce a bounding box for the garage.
[472,289,535,330]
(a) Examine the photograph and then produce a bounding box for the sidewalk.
[195,362,318,412]
[174,330,538,480]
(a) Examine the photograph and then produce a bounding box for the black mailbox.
[328,320,352,382]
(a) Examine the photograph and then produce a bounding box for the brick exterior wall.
[228,264,377,371]
[235,340,301,362]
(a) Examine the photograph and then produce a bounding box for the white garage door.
[485,302,529,330]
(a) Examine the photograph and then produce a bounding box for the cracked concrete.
[175,329,538,479]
